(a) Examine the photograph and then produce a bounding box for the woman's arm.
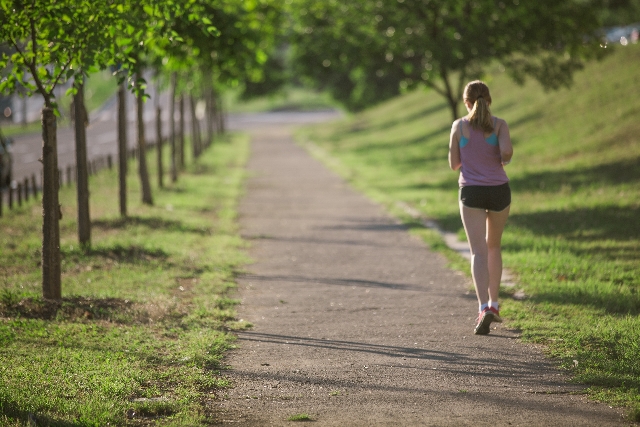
[497,119,513,165]
[449,120,461,171]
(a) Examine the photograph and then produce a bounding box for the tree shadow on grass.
[92,216,212,236]
[191,163,216,175]
[0,295,150,323]
[504,111,543,130]
[372,101,449,131]
[508,205,640,244]
[0,401,84,427]
[345,102,448,135]
[507,205,640,314]
[350,124,451,156]
[509,157,640,193]
[87,244,169,263]
[526,285,640,315]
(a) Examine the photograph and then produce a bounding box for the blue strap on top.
[486,118,498,146]
[459,120,469,148]
[459,117,498,147]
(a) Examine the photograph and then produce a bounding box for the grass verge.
[0,133,251,426]
[298,44,640,420]
[226,85,340,114]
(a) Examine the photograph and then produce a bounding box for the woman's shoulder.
[493,116,509,131]
[493,116,508,126]
[452,117,468,128]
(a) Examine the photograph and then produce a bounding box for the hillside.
[301,44,640,418]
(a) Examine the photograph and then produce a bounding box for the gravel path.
[215,118,626,426]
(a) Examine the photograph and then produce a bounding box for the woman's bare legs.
[487,206,510,305]
[460,204,490,306]
[460,203,510,309]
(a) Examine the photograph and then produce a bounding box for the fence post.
[24,177,29,201]
[9,184,13,209]
[0,189,3,216]
[32,174,38,198]
[17,182,22,207]
[108,155,112,170]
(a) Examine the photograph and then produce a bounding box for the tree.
[135,70,153,205]
[289,0,604,120]
[155,80,164,189]
[169,72,178,183]
[117,80,127,217]
[159,0,283,142]
[0,0,117,299]
[73,79,90,248]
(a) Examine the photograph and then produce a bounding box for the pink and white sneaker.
[474,307,501,335]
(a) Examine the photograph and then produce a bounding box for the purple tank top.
[458,118,509,187]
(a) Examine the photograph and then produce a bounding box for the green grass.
[226,85,340,113]
[298,44,640,420]
[287,413,313,422]
[0,133,251,425]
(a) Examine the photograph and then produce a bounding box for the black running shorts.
[460,183,511,212]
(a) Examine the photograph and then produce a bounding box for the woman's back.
[458,117,508,187]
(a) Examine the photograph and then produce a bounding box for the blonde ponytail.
[463,81,494,133]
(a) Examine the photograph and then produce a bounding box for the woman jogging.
[448,80,513,335]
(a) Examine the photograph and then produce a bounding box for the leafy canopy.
[288,0,604,117]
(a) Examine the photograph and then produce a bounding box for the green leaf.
[117,37,133,47]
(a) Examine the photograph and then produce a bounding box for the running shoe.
[474,307,495,335]
[489,306,503,323]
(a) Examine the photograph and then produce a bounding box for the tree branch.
[52,55,75,90]
[423,79,447,98]
[456,68,467,101]
[26,14,51,106]
[440,66,454,102]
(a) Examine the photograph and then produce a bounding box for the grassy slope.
[0,135,250,426]
[300,44,640,418]
[225,86,340,113]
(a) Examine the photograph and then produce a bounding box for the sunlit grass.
[226,85,340,113]
[0,133,250,425]
[299,44,640,418]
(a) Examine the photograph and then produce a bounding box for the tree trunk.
[448,98,460,122]
[41,107,61,300]
[169,73,177,183]
[204,71,214,146]
[156,105,163,188]
[196,108,203,155]
[73,80,91,249]
[21,92,28,127]
[216,91,225,134]
[210,88,219,138]
[190,95,199,159]
[136,75,153,205]
[117,83,127,217]
[439,68,460,122]
[179,94,185,168]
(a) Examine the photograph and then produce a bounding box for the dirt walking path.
[215,118,626,426]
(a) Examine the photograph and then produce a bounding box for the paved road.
[7,88,173,187]
[214,119,627,426]
[7,98,338,189]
